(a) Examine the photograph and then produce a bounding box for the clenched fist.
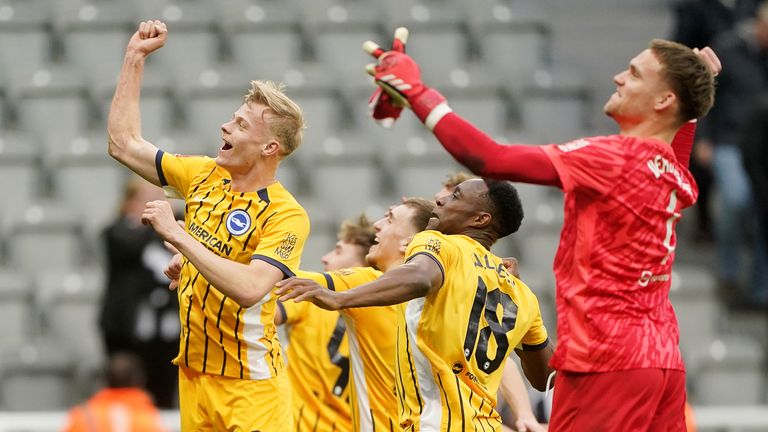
[126,20,168,57]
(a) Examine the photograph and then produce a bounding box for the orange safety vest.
[62,388,167,432]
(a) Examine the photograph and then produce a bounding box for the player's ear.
[655,91,677,112]
[263,139,281,157]
[472,212,492,229]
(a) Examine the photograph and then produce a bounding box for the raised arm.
[107,20,168,186]
[363,33,560,187]
[275,254,443,310]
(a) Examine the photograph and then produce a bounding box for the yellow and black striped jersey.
[301,268,402,432]
[280,284,352,432]
[397,231,549,431]
[157,151,309,380]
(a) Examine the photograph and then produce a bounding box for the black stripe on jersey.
[193,189,213,220]
[264,335,279,376]
[253,255,296,278]
[235,306,243,379]
[322,272,336,291]
[454,375,466,432]
[216,296,228,376]
[261,211,277,229]
[203,191,229,225]
[405,252,445,288]
[403,323,423,414]
[184,293,193,367]
[312,411,320,432]
[242,199,269,251]
[370,409,376,431]
[389,418,394,432]
[437,373,452,431]
[189,166,217,196]
[297,405,305,430]
[394,331,407,415]
[178,261,194,295]
[522,337,550,351]
[214,194,235,235]
[477,399,487,432]
[155,150,168,186]
[229,195,251,243]
[469,391,480,432]
[201,283,212,373]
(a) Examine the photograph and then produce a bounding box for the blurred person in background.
[62,352,166,432]
[671,0,759,242]
[701,2,768,305]
[99,175,178,408]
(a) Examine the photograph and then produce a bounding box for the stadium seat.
[300,134,384,219]
[689,336,766,405]
[43,131,129,234]
[0,269,34,351]
[133,0,220,81]
[521,70,591,144]
[384,134,464,200]
[34,267,106,366]
[0,0,53,80]
[219,0,304,81]
[669,265,720,355]
[381,0,468,85]
[0,131,43,222]
[0,336,77,410]
[303,2,384,87]
[282,63,345,140]
[296,198,340,271]
[4,202,86,275]
[9,66,94,139]
[57,1,135,84]
[440,67,511,136]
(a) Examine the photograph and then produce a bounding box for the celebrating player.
[365,29,718,431]
[275,215,376,431]
[108,20,309,431]
[277,178,554,431]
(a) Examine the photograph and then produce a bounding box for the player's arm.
[499,361,545,432]
[514,340,555,392]
[276,254,442,310]
[107,20,167,186]
[363,34,560,187]
[142,200,283,307]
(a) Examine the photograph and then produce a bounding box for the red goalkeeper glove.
[363,27,453,131]
[366,28,407,128]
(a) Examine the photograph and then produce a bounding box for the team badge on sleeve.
[426,238,442,255]
[226,209,251,236]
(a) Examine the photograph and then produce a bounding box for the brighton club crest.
[226,209,251,236]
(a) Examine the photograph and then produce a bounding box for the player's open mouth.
[222,140,233,150]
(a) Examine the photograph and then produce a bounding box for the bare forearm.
[173,233,269,307]
[108,51,146,156]
[500,361,537,422]
[339,264,431,308]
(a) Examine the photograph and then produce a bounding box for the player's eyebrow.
[233,113,252,127]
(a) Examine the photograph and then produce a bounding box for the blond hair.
[338,214,376,250]
[244,80,305,158]
[442,171,476,190]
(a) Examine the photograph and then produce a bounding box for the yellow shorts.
[178,366,292,432]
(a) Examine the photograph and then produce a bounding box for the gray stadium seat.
[385,134,463,200]
[441,68,511,137]
[4,203,85,274]
[0,0,53,80]
[34,267,106,365]
[43,132,129,233]
[0,269,34,351]
[0,337,77,410]
[669,265,720,355]
[521,70,591,144]
[10,66,93,139]
[689,336,766,405]
[57,1,135,84]
[0,132,43,222]
[219,0,303,81]
[134,1,220,80]
[301,135,384,219]
[296,198,339,271]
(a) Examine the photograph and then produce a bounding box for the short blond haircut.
[338,214,376,250]
[442,171,476,190]
[244,80,305,158]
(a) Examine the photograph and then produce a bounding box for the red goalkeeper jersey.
[540,134,698,373]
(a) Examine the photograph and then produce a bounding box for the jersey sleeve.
[280,298,309,326]
[404,231,456,289]
[540,136,628,195]
[323,268,378,293]
[156,150,214,199]
[518,296,549,351]
[251,205,310,278]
